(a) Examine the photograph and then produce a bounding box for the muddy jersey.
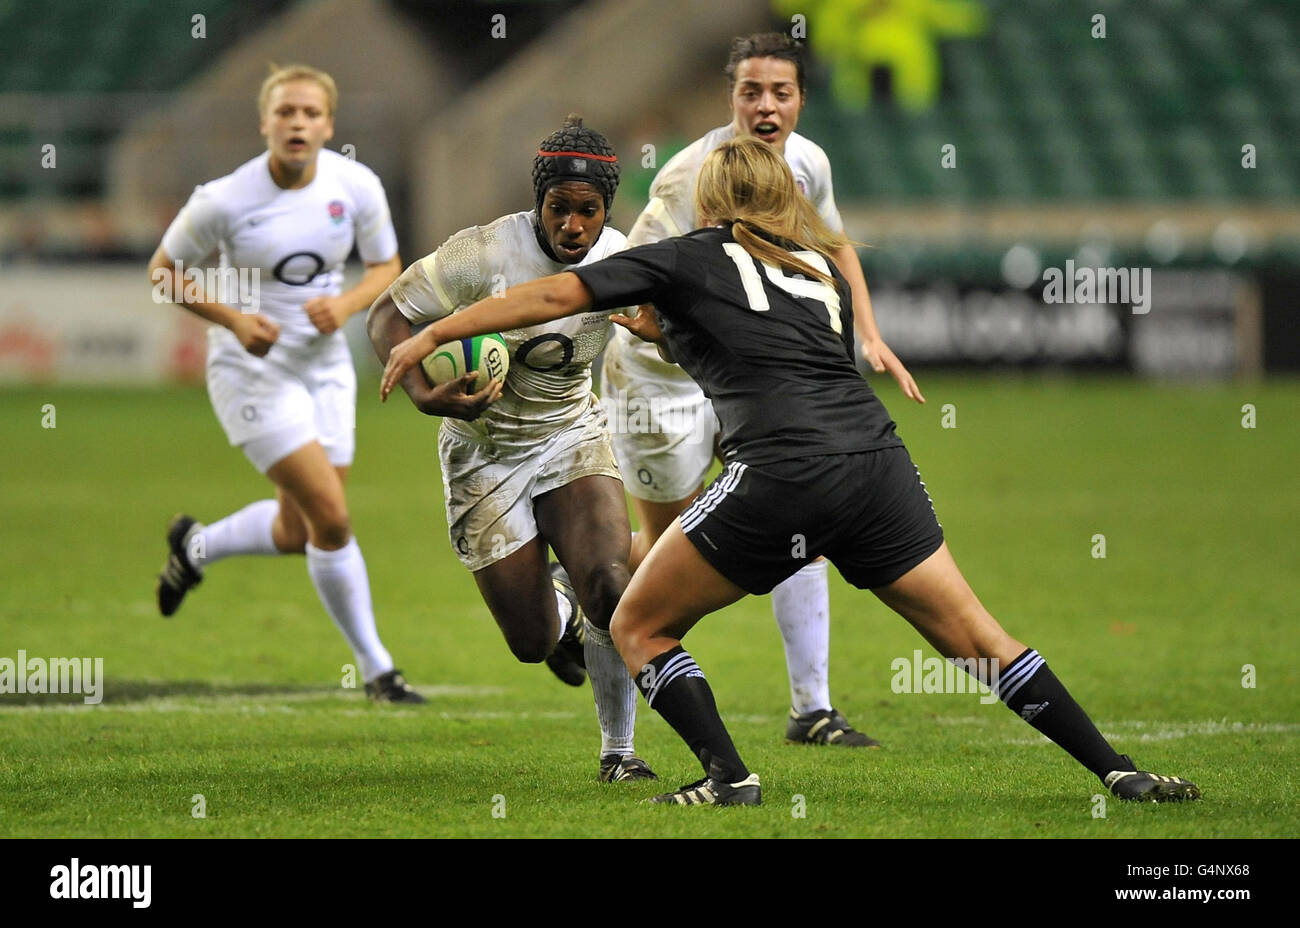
[389,211,628,450]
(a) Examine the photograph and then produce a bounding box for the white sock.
[772,559,832,715]
[554,589,573,641]
[189,499,279,568]
[583,623,636,757]
[305,538,394,683]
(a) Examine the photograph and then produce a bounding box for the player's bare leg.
[536,475,631,630]
[611,520,759,804]
[269,484,310,553]
[158,442,417,701]
[472,534,587,684]
[472,537,566,665]
[873,542,1199,801]
[264,462,350,553]
[630,483,872,745]
[869,542,1025,665]
[536,475,654,781]
[627,492,696,572]
[266,443,351,547]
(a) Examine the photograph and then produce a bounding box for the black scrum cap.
[532,114,620,214]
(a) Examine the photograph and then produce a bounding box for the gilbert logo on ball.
[422,334,510,387]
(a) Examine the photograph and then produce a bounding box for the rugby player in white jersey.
[149,64,423,702]
[382,137,1201,808]
[601,33,924,746]
[366,116,655,782]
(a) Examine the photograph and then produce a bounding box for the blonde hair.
[258,63,338,117]
[695,137,851,289]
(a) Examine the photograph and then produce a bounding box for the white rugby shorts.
[205,327,356,473]
[439,393,622,571]
[599,333,718,503]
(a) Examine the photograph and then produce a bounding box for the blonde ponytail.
[695,137,856,290]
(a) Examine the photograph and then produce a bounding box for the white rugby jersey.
[388,211,627,448]
[614,125,843,371]
[161,148,398,348]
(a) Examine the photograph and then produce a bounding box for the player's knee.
[273,515,309,553]
[609,605,646,660]
[576,561,629,630]
[309,504,351,549]
[504,627,552,664]
[609,608,630,650]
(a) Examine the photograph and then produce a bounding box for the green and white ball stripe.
[421,333,510,388]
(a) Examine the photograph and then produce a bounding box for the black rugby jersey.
[572,226,902,466]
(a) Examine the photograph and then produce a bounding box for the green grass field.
[2,373,1298,837]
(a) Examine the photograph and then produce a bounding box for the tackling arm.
[379,271,592,401]
[366,291,502,419]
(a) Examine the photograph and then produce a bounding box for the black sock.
[997,648,1130,781]
[634,646,749,781]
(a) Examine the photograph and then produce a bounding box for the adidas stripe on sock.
[996,648,1128,780]
[633,645,748,780]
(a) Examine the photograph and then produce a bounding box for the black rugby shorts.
[679,446,944,594]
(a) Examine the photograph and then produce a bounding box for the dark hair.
[724,32,806,94]
[531,113,620,214]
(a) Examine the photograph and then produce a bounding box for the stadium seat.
[797,0,1300,204]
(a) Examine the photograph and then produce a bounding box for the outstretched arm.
[832,242,925,404]
[380,272,591,400]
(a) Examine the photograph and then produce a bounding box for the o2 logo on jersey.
[795,178,807,195]
[272,251,327,286]
[328,200,346,225]
[514,333,575,372]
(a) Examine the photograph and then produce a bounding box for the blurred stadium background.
[2,0,1297,384]
[3,0,1299,841]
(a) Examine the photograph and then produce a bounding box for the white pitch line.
[435,711,581,721]
[1006,719,1300,745]
[0,684,508,714]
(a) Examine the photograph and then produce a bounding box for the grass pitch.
[2,372,1298,837]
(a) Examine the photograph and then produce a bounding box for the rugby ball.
[421,334,510,388]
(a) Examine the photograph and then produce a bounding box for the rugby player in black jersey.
[380,138,1201,808]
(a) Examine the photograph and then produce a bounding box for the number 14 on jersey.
[722,242,842,334]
